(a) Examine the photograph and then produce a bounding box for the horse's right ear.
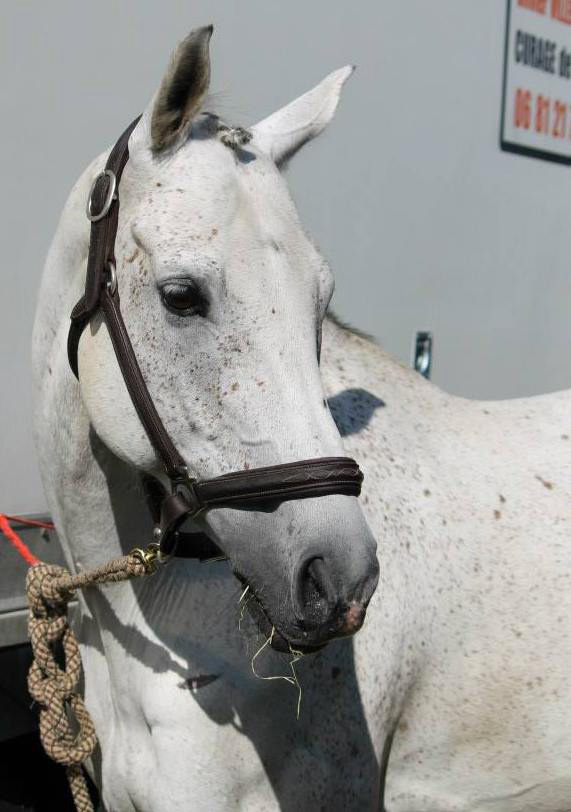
[150,25,213,155]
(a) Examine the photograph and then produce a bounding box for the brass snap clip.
[130,541,168,575]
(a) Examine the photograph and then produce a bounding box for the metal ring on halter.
[105,262,117,296]
[86,170,117,222]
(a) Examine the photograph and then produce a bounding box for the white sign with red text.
[502,0,571,162]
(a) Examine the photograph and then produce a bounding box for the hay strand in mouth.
[288,643,305,720]
[238,585,251,633]
[251,627,304,719]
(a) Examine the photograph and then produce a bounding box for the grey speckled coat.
[32,26,571,812]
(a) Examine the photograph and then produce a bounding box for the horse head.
[76,26,379,653]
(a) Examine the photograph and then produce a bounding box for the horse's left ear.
[150,25,213,154]
[251,66,354,167]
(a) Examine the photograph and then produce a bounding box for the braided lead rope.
[26,545,164,812]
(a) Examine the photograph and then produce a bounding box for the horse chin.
[237,576,325,655]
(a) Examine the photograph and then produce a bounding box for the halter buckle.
[86,170,117,222]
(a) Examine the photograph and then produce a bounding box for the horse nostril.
[295,556,336,630]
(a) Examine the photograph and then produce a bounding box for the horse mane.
[326,308,378,345]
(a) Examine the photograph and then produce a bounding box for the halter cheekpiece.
[67,117,365,559]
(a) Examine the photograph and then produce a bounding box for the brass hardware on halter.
[129,542,168,574]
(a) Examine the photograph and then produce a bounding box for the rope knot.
[26,563,69,614]
[24,550,157,812]
[26,562,96,810]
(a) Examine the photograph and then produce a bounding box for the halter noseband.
[67,117,364,558]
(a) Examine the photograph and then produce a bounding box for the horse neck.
[321,317,452,644]
[321,315,449,468]
[34,152,105,370]
[32,151,146,571]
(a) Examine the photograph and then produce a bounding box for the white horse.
[33,26,571,812]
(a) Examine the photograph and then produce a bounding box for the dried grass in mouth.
[238,584,251,633]
[237,585,305,718]
[250,626,304,719]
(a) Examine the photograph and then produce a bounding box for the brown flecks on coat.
[423,488,431,497]
[535,474,554,490]
[499,494,506,503]
[231,382,239,391]
[126,247,140,264]
[494,509,501,520]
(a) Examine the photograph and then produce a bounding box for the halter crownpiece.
[67,117,365,558]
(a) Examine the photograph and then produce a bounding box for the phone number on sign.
[513,88,571,138]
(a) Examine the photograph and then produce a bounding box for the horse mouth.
[192,529,324,654]
[234,572,324,655]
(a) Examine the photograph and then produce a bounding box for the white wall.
[1,1,569,513]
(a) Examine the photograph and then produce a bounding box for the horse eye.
[160,282,207,316]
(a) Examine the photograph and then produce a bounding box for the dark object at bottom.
[0,731,99,812]
[0,643,99,812]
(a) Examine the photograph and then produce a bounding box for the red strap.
[0,514,40,567]
[2,514,54,530]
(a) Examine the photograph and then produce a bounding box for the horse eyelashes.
[160,281,208,317]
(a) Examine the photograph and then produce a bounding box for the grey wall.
[1,1,570,514]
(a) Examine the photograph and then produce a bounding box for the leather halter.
[67,117,364,558]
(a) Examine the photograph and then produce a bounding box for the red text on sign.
[552,0,571,24]
[514,88,571,138]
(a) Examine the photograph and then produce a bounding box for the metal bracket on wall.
[412,331,433,380]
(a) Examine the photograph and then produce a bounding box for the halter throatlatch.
[67,117,365,558]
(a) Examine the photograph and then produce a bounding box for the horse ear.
[251,66,354,167]
[150,25,213,154]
